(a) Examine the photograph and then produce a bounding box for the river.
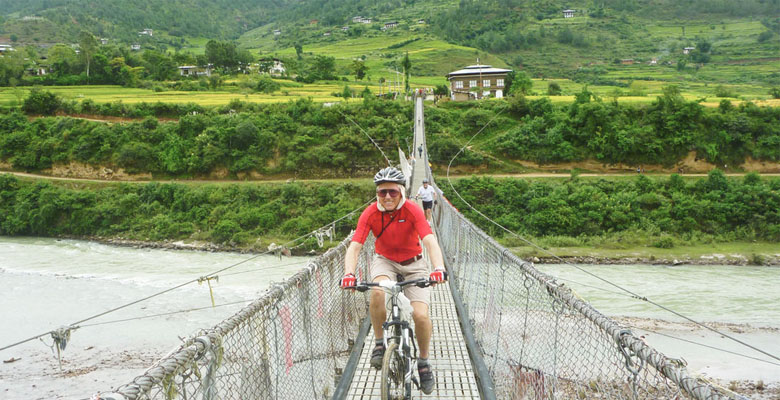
[1,238,778,399]
[0,237,310,400]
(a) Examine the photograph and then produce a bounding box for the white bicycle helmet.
[374,167,406,186]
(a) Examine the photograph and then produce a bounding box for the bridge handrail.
[102,235,375,400]
[430,179,742,400]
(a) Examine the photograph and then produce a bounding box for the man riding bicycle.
[340,167,447,395]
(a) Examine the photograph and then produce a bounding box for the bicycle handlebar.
[347,278,433,292]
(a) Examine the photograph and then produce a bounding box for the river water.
[0,237,310,400]
[1,238,778,399]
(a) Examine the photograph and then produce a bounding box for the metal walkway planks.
[346,282,480,399]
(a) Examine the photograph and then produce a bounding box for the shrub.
[547,82,562,96]
[652,236,675,248]
[22,88,61,115]
[255,76,281,93]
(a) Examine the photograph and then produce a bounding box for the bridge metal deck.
[346,282,480,399]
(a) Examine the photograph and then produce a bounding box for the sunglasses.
[376,189,401,198]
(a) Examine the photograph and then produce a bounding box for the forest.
[1,171,778,248]
[2,88,779,179]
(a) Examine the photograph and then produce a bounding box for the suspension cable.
[441,102,780,363]
[0,197,373,353]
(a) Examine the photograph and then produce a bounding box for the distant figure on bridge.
[340,167,447,395]
[418,144,423,158]
[416,178,437,223]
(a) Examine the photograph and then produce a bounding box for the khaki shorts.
[370,254,431,305]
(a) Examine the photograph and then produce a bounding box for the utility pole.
[478,57,482,100]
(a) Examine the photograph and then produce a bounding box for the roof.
[563,9,576,12]
[447,65,512,78]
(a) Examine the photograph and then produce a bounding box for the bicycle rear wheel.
[380,341,410,400]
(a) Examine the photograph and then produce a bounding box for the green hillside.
[1,0,778,97]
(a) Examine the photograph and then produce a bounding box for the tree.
[770,87,780,99]
[350,59,367,81]
[205,40,238,70]
[508,70,532,95]
[0,49,26,85]
[48,44,79,76]
[141,50,176,81]
[434,84,449,97]
[310,55,336,80]
[79,31,98,83]
[294,43,303,59]
[401,52,411,91]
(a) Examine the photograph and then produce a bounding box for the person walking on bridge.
[416,178,437,223]
[340,167,447,395]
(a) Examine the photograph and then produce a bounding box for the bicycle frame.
[353,278,432,399]
[378,279,417,391]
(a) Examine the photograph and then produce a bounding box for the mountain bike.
[352,278,433,400]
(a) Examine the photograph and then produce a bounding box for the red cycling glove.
[429,268,447,283]
[340,273,356,289]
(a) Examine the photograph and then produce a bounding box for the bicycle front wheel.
[380,341,410,400]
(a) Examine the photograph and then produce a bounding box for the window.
[483,79,491,87]
[497,79,504,87]
[469,80,477,88]
[455,81,463,89]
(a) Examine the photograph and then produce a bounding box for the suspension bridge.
[93,94,744,400]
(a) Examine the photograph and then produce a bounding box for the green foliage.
[547,82,562,96]
[22,88,61,115]
[508,71,532,96]
[757,30,775,43]
[0,175,371,246]
[444,175,780,240]
[255,76,280,93]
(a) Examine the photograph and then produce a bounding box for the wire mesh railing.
[432,186,743,400]
[99,236,376,400]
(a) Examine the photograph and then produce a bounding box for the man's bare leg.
[370,275,389,339]
[411,301,431,358]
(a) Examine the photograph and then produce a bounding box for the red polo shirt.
[352,200,433,263]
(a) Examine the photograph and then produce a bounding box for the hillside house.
[621,59,634,65]
[0,44,14,54]
[323,31,331,36]
[273,29,281,36]
[446,64,512,101]
[649,58,658,65]
[352,16,363,23]
[310,19,318,25]
[131,44,141,51]
[178,65,212,77]
[342,26,350,31]
[360,18,372,24]
[100,38,109,45]
[259,58,286,76]
[385,21,398,29]
[563,9,575,18]
[418,19,425,24]
[139,28,153,36]
[683,46,695,54]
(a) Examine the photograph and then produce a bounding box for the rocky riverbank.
[75,236,780,266]
[531,255,780,266]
